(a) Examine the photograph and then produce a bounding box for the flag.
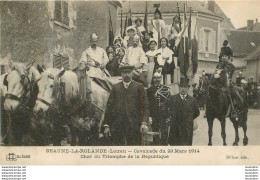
[108,9,114,46]
[177,2,182,31]
[191,15,198,76]
[123,14,128,38]
[144,1,148,31]
[128,10,132,26]
[186,7,193,79]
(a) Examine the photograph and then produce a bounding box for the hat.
[179,78,190,87]
[223,40,229,47]
[135,17,142,24]
[126,26,136,33]
[90,33,99,41]
[154,7,162,18]
[119,63,135,71]
[153,72,162,78]
[148,39,157,46]
[113,36,122,44]
[141,30,154,38]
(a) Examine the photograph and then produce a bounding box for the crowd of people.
[104,7,179,87]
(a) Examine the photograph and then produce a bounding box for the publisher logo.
[6,153,17,161]
[6,153,31,161]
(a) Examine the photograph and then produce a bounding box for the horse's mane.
[61,70,79,104]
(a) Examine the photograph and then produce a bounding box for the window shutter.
[212,31,216,53]
[61,54,69,68]
[54,1,62,22]
[199,28,204,51]
[63,1,69,26]
[53,53,62,69]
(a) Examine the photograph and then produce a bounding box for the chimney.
[208,1,215,12]
[256,18,258,23]
[247,20,254,31]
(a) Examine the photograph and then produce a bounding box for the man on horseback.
[215,40,244,119]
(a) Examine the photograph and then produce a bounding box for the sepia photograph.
[0,0,260,152]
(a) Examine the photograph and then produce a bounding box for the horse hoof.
[208,143,212,146]
[233,142,238,146]
[243,138,248,146]
[223,143,227,146]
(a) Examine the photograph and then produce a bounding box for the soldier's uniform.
[147,82,171,145]
[216,41,243,118]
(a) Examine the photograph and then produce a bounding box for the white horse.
[2,60,40,145]
[34,65,110,145]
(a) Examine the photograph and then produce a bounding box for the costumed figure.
[135,17,145,39]
[123,26,142,48]
[113,36,123,54]
[169,15,181,52]
[151,7,165,47]
[145,40,161,86]
[141,30,154,53]
[215,41,243,118]
[147,72,171,145]
[122,34,148,87]
[80,33,111,93]
[157,37,175,85]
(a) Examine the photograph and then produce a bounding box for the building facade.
[1,1,121,71]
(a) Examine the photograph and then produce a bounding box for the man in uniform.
[103,64,150,146]
[166,78,200,146]
[216,43,243,118]
[147,72,171,145]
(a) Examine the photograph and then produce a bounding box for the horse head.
[33,65,65,115]
[3,59,40,111]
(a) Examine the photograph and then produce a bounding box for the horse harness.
[4,72,37,113]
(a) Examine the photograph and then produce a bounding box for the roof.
[245,46,260,61]
[121,1,222,18]
[237,22,260,31]
[226,30,260,57]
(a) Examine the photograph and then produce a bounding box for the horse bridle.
[36,97,52,107]
[4,72,32,108]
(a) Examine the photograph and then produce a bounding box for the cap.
[119,63,135,71]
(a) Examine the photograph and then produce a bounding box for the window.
[199,27,216,53]
[54,0,69,26]
[53,53,69,69]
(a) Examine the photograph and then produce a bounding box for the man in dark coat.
[147,72,171,145]
[103,64,150,146]
[166,78,200,146]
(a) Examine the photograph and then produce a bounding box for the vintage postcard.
[0,0,260,165]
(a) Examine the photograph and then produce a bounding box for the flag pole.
[120,9,123,38]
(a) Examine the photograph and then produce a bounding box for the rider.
[216,40,243,118]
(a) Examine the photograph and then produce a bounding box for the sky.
[216,0,260,29]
